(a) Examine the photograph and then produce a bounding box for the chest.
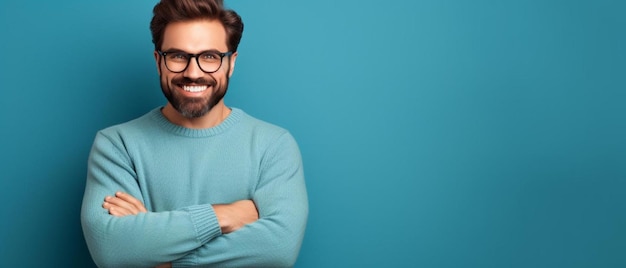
[131,139,261,211]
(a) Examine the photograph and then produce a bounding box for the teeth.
[183,85,207,92]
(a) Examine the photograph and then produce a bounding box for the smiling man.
[80,0,308,267]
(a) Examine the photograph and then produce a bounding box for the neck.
[161,101,231,129]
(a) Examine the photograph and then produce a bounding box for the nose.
[183,56,204,79]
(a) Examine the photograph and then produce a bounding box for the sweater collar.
[149,106,243,138]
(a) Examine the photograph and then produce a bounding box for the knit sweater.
[80,107,308,267]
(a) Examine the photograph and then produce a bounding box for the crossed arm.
[103,192,258,235]
[102,192,259,267]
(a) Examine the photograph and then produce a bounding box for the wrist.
[212,204,232,233]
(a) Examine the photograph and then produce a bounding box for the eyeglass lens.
[164,51,224,73]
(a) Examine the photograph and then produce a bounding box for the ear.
[228,52,238,78]
[153,50,162,76]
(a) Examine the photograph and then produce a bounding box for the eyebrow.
[162,48,225,54]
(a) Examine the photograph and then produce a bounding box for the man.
[80,0,308,267]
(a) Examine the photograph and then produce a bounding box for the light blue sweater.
[81,107,308,267]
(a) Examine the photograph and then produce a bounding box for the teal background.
[1,0,624,267]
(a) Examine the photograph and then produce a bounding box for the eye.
[168,52,188,61]
[200,52,219,61]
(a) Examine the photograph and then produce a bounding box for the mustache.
[172,77,216,86]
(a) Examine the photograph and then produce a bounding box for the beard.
[160,74,229,118]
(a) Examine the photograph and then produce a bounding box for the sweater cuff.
[173,204,222,266]
[185,204,222,245]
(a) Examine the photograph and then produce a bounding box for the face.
[155,20,237,118]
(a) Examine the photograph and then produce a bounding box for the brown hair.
[150,0,244,52]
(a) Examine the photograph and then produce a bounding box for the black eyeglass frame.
[157,50,234,73]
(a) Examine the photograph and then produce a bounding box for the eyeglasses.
[157,50,233,73]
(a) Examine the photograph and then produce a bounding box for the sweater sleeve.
[172,132,309,267]
[80,131,223,268]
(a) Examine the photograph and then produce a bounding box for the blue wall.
[1,0,625,267]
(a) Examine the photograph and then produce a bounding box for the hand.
[213,200,259,234]
[155,262,172,268]
[102,192,147,217]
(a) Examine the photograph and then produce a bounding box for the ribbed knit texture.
[183,205,222,245]
[81,107,308,267]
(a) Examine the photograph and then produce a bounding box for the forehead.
[161,19,228,52]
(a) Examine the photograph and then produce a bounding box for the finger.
[115,192,148,213]
[115,192,147,213]
[103,201,132,216]
[105,196,140,215]
[108,205,133,217]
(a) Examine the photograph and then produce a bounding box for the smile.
[182,85,208,93]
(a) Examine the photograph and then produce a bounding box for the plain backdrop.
[1,0,625,267]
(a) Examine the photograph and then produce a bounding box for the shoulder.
[232,108,300,151]
[233,108,294,141]
[95,108,161,141]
